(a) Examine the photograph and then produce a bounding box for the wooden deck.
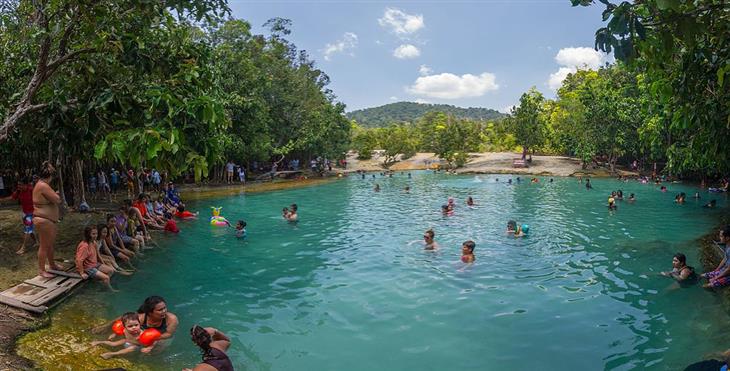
[0,264,84,313]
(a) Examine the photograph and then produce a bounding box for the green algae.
[17,300,150,371]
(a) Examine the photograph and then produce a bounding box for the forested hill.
[346,102,506,127]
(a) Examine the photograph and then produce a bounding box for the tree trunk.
[56,149,67,208]
[522,146,527,160]
[74,159,86,207]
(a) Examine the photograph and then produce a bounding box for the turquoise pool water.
[29,173,730,370]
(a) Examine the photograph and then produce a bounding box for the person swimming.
[235,220,247,238]
[423,229,439,250]
[704,200,717,208]
[628,193,636,202]
[661,253,697,284]
[461,240,475,263]
[585,178,592,189]
[466,196,475,206]
[404,186,410,193]
[374,184,380,192]
[441,204,453,216]
[506,220,517,234]
[608,194,617,210]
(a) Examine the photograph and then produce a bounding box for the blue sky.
[229,0,609,112]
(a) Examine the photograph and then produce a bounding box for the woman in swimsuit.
[135,296,179,352]
[184,325,234,371]
[33,161,62,278]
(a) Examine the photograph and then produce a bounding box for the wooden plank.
[28,280,81,306]
[24,275,59,287]
[1,283,46,299]
[0,294,48,313]
[47,269,82,279]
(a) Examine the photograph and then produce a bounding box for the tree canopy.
[0,0,351,206]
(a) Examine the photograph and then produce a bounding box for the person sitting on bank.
[701,227,730,288]
[75,225,116,290]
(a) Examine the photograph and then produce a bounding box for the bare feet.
[101,353,113,359]
[117,270,133,276]
[40,271,55,278]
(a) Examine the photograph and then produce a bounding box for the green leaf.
[655,0,679,11]
[94,140,108,159]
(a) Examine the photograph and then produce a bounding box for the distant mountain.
[346,101,507,127]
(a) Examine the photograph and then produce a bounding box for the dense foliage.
[347,102,505,128]
[569,0,730,176]
[0,1,350,206]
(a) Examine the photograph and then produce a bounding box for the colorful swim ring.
[210,207,230,227]
[709,188,727,193]
[521,224,530,234]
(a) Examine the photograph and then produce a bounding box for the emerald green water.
[20,173,730,370]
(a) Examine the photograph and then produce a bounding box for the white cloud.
[419,64,432,76]
[407,72,499,99]
[499,105,516,114]
[555,47,605,69]
[414,99,431,104]
[323,32,358,61]
[393,44,420,59]
[389,96,399,101]
[547,47,611,90]
[378,8,424,36]
[548,67,575,90]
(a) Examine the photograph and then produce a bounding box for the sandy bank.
[347,151,637,177]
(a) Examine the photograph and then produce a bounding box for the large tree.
[0,0,228,142]
[511,87,547,161]
[573,0,730,175]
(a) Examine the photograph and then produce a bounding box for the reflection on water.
[18,173,730,370]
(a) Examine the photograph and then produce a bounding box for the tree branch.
[46,47,95,73]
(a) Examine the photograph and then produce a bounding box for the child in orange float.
[91,312,142,359]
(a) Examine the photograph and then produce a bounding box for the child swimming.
[461,241,475,263]
[282,207,289,219]
[441,204,453,216]
[506,220,516,234]
[608,194,617,210]
[235,220,247,238]
[91,312,143,359]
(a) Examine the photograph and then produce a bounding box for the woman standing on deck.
[33,161,62,278]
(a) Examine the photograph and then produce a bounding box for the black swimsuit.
[141,313,167,333]
[203,347,234,371]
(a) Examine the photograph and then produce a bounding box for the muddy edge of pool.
[0,308,46,371]
[0,174,725,369]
